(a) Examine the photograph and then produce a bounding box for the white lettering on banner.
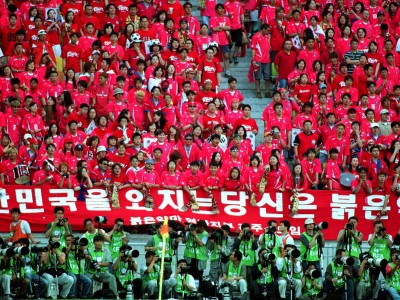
[209,221,222,228]
[15,189,44,213]
[220,191,247,216]
[363,195,390,220]
[130,217,143,225]
[0,189,10,214]
[331,193,357,220]
[291,193,316,219]
[143,216,156,224]
[191,191,214,215]
[125,189,148,211]
[48,189,77,211]
[85,189,111,211]
[250,224,263,233]
[257,193,284,218]
[289,226,301,237]
[158,190,183,210]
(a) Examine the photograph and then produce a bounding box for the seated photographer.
[172,259,196,299]
[86,234,119,299]
[45,206,72,249]
[207,225,233,283]
[19,238,49,299]
[145,220,179,273]
[276,244,302,300]
[0,241,30,299]
[81,218,110,250]
[64,234,92,299]
[140,250,177,298]
[108,218,130,260]
[323,248,354,300]
[336,216,363,266]
[251,248,280,300]
[112,245,142,299]
[41,237,74,299]
[386,248,400,300]
[368,220,392,279]
[219,249,248,300]
[356,254,379,300]
[300,263,323,300]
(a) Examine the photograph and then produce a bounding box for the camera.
[49,241,61,249]
[272,129,280,135]
[287,249,300,258]
[31,246,49,254]
[378,226,386,233]
[180,265,191,273]
[315,222,328,231]
[0,248,15,257]
[262,252,276,261]
[94,216,107,224]
[56,218,68,226]
[170,231,184,239]
[243,229,253,239]
[266,226,276,234]
[340,256,355,266]
[187,224,197,231]
[220,282,231,289]
[14,246,29,256]
[367,258,388,268]
[90,260,101,271]
[125,249,139,258]
[309,269,321,279]
[116,224,123,231]
[78,237,89,247]
[210,229,224,241]
[345,223,354,230]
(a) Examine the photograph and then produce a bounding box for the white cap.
[38,30,46,35]
[380,109,389,115]
[96,146,107,153]
[304,218,315,225]
[370,123,380,128]
[23,134,33,140]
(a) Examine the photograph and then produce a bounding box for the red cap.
[64,138,73,144]
[28,138,38,144]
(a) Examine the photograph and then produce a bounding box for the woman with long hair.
[161,160,184,190]
[264,154,286,192]
[63,68,77,92]
[243,155,264,206]
[286,163,307,192]
[224,167,244,191]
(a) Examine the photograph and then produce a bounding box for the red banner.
[0,186,398,240]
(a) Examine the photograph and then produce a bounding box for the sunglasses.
[189,105,196,108]
[186,138,193,141]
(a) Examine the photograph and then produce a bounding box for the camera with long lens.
[262,252,276,261]
[31,245,49,254]
[125,249,139,258]
[286,249,301,258]
[78,237,89,247]
[315,222,328,231]
[367,258,388,268]
[378,226,386,233]
[49,241,61,250]
[56,218,68,226]
[0,247,15,257]
[340,256,355,266]
[308,269,321,279]
[90,260,101,271]
[14,246,29,256]
[266,226,276,234]
[345,223,354,230]
[94,216,107,224]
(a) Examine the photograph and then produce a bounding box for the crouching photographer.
[173,259,196,299]
[251,248,280,299]
[356,253,380,300]
[276,244,302,300]
[112,245,142,299]
[219,249,248,300]
[41,237,74,299]
[386,249,400,300]
[300,263,323,300]
[323,248,355,300]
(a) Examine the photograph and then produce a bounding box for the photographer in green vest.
[276,244,302,300]
[220,249,248,300]
[233,222,258,294]
[182,220,208,289]
[173,259,196,299]
[45,206,72,249]
[387,248,400,300]
[368,220,393,279]
[145,220,179,275]
[356,254,379,300]
[86,235,119,299]
[112,245,142,299]
[323,248,355,300]
[108,218,129,260]
[337,216,363,266]
[300,263,323,300]
[259,220,281,259]
[300,219,325,274]
[207,224,233,282]
[251,248,280,299]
